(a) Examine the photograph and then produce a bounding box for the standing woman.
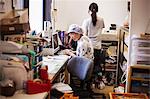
[82,2,105,76]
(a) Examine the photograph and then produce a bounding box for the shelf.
[123,51,128,61]
[105,69,116,72]
[131,78,150,82]
[127,65,150,94]
[116,27,129,85]
[130,65,150,69]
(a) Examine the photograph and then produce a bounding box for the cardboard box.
[0,9,28,25]
[1,23,30,34]
[0,9,30,38]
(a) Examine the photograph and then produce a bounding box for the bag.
[0,79,16,96]
[26,66,51,94]
[26,79,51,94]
[0,60,28,89]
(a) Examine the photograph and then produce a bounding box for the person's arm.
[82,19,88,36]
[123,14,129,28]
[76,41,87,57]
[102,18,105,28]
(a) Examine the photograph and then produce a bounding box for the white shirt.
[76,35,94,60]
[82,17,105,49]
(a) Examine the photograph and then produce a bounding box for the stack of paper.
[51,82,73,93]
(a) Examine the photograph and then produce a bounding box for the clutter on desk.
[0,41,37,69]
[0,9,29,33]
[26,66,51,94]
[58,30,71,49]
[26,79,51,94]
[110,24,116,30]
[40,48,54,56]
[51,82,73,93]
[51,82,74,99]
[60,93,79,99]
[0,79,16,96]
[0,41,29,53]
[0,59,28,90]
[0,41,39,96]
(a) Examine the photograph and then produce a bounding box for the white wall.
[53,0,128,31]
[149,0,150,18]
[130,0,150,36]
[29,0,43,33]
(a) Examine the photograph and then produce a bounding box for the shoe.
[102,76,108,84]
[97,81,105,90]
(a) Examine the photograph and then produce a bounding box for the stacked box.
[131,37,150,65]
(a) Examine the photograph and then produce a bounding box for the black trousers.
[93,49,105,75]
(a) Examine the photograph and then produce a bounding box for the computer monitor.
[51,32,60,54]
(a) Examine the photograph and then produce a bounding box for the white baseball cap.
[67,24,83,34]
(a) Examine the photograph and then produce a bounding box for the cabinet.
[127,65,150,96]
[125,0,150,92]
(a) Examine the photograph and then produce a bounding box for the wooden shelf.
[130,65,150,69]
[127,65,150,95]
[116,27,129,85]
[131,78,150,82]
[105,69,117,72]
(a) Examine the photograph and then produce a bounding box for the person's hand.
[123,21,129,28]
[64,49,76,56]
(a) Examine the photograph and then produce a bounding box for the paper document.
[51,83,73,93]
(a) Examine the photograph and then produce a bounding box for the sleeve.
[76,41,87,57]
[81,19,88,36]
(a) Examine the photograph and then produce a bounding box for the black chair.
[67,56,106,99]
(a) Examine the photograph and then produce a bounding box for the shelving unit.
[127,65,150,96]
[102,40,118,72]
[125,0,150,94]
[116,27,129,85]
[100,32,118,85]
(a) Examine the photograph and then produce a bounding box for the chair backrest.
[67,56,93,81]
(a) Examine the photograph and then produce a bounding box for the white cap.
[67,24,83,34]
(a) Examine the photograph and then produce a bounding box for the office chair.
[67,56,106,99]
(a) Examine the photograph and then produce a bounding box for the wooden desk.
[42,55,70,83]
[0,90,48,99]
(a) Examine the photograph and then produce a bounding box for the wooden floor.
[93,85,114,99]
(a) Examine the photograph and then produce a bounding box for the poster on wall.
[0,0,5,13]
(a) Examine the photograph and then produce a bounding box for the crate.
[109,92,149,99]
